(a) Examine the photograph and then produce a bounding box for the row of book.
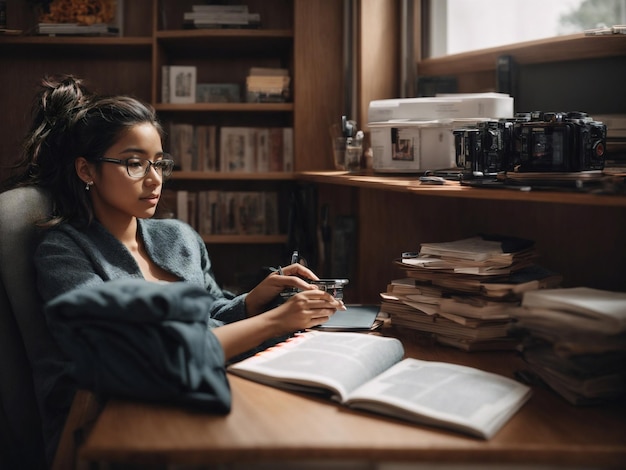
[161,189,279,237]
[162,66,291,104]
[169,123,293,173]
[183,4,261,29]
[381,235,563,351]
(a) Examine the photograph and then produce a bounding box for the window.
[425,0,626,58]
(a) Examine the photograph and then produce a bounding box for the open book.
[228,331,531,439]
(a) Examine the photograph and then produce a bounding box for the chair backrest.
[0,186,54,469]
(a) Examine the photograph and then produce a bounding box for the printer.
[367,93,514,173]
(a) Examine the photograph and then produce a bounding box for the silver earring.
[85,181,93,191]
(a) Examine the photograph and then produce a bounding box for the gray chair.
[0,186,54,469]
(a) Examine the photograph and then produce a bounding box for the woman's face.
[89,123,166,225]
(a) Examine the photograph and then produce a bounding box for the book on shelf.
[246,67,291,103]
[162,66,197,104]
[183,6,260,29]
[191,5,249,13]
[167,124,291,173]
[173,190,280,236]
[169,123,195,171]
[282,127,294,172]
[249,67,289,76]
[220,126,293,173]
[195,125,218,171]
[220,127,256,172]
[196,83,241,103]
[228,330,532,439]
[37,22,119,36]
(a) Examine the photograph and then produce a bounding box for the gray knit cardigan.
[34,217,248,462]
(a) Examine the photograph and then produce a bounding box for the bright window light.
[427,0,626,58]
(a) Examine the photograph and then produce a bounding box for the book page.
[345,358,531,439]
[228,331,405,402]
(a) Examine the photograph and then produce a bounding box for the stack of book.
[381,235,563,351]
[510,287,626,405]
[246,67,291,103]
[183,4,260,29]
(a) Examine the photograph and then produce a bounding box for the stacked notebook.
[381,235,562,351]
[510,287,626,405]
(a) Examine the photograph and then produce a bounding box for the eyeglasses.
[96,156,175,179]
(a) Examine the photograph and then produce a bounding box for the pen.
[290,250,299,265]
[277,265,284,276]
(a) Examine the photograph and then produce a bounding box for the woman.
[13,74,344,464]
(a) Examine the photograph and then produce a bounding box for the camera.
[309,279,349,300]
[280,278,349,301]
[454,120,515,177]
[453,111,607,176]
[514,111,606,172]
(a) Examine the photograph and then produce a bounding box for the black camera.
[454,120,515,177]
[453,111,606,176]
[514,111,606,172]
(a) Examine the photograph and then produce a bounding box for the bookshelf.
[0,0,343,292]
[4,1,621,300]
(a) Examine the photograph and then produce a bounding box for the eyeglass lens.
[126,157,174,177]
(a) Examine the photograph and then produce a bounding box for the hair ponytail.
[5,74,164,228]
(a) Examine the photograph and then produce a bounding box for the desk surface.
[78,329,626,468]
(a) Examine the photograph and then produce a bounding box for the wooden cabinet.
[303,172,626,304]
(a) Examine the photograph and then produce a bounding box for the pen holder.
[330,124,363,172]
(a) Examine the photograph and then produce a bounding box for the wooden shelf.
[418,33,626,77]
[156,29,293,56]
[155,103,293,112]
[201,234,288,244]
[298,171,626,207]
[171,171,295,180]
[156,29,293,39]
[0,35,152,48]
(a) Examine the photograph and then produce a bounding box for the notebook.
[314,304,381,331]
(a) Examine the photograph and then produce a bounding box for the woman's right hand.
[267,289,344,334]
[212,288,343,360]
[244,263,322,316]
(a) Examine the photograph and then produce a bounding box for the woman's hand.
[245,263,326,316]
[213,288,345,360]
[264,288,344,335]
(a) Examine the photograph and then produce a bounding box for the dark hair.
[10,74,164,227]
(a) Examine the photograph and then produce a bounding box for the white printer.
[367,93,514,173]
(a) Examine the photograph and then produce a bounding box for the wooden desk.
[77,328,626,469]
